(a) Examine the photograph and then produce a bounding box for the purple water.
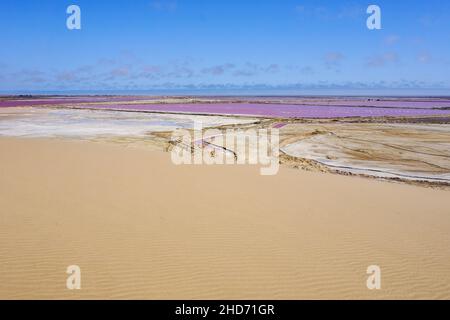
[2,97,450,118]
[0,96,154,108]
[74,103,450,118]
[273,123,287,128]
[295,100,450,109]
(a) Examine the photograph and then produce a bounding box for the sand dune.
[1,137,450,299]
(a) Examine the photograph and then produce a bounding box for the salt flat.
[0,107,258,139]
[279,122,450,183]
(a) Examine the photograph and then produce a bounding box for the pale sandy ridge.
[1,138,450,299]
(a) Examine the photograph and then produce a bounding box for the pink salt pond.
[75,103,450,119]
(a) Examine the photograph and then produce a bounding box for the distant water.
[2,88,450,96]
[71,103,450,118]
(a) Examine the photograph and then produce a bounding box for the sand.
[279,122,450,183]
[1,137,450,299]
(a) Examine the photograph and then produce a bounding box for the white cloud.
[384,35,400,46]
[366,52,399,67]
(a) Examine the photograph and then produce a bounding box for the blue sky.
[1,0,449,94]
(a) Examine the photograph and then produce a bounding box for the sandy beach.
[1,137,450,299]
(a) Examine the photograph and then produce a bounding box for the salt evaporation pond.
[0,96,154,108]
[293,99,450,109]
[72,103,450,118]
[2,97,450,109]
[1,97,450,118]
